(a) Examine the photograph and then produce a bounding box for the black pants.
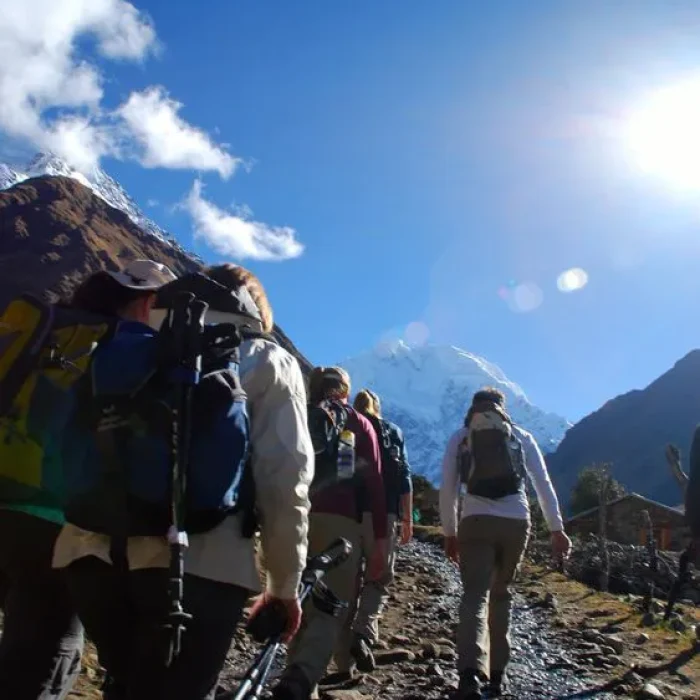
[0,510,84,700]
[65,557,249,700]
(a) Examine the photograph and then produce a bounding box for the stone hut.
[565,493,688,551]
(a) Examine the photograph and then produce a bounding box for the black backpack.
[369,415,405,513]
[459,405,525,500]
[307,399,350,493]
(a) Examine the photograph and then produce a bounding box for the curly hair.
[205,263,274,333]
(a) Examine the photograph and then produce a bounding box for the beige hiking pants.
[286,513,363,688]
[352,513,398,643]
[457,514,530,678]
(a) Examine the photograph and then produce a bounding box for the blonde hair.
[205,263,274,333]
[309,366,351,404]
[354,389,381,417]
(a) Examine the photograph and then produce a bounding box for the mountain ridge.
[0,174,311,373]
[546,348,700,508]
[0,152,201,262]
[338,340,571,484]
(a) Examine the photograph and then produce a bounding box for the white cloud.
[118,87,237,178]
[0,0,231,176]
[183,180,304,261]
[93,0,157,59]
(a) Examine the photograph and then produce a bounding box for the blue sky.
[3,0,700,422]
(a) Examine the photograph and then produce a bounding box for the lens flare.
[557,268,589,293]
[512,282,543,312]
[404,321,430,347]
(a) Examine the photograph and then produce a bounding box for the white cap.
[107,259,177,291]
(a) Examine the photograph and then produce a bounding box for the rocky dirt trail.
[215,540,699,700]
[66,539,699,699]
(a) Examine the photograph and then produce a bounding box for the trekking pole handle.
[246,538,353,642]
[224,539,354,700]
[168,292,194,364]
[184,298,208,373]
[305,538,352,576]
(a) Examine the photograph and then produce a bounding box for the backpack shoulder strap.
[327,400,349,430]
[376,417,394,450]
[240,327,278,345]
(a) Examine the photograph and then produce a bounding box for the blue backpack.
[64,274,266,539]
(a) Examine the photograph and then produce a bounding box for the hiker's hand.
[551,530,572,560]
[445,535,460,564]
[367,538,388,581]
[247,593,302,644]
[399,516,413,545]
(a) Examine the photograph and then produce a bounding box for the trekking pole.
[163,292,208,667]
[219,538,353,700]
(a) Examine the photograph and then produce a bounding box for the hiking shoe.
[487,670,507,697]
[320,670,353,685]
[454,668,482,700]
[350,633,376,672]
[272,665,312,700]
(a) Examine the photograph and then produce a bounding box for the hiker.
[440,387,571,700]
[53,262,313,700]
[0,271,134,698]
[273,367,387,700]
[352,389,413,648]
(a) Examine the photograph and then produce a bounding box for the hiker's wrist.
[266,575,301,601]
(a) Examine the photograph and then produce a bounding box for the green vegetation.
[569,464,626,516]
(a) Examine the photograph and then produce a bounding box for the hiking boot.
[454,668,482,700]
[272,665,312,700]
[350,633,376,672]
[321,670,353,685]
[488,670,507,697]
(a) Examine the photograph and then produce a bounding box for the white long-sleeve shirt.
[439,424,564,537]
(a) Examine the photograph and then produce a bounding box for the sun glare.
[626,77,700,191]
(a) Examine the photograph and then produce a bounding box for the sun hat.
[107,259,177,291]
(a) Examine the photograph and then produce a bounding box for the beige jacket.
[53,325,314,600]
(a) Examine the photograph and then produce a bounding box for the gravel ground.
[216,541,626,699]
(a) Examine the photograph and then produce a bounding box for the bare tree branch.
[665,443,689,494]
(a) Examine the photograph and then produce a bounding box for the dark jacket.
[366,415,412,516]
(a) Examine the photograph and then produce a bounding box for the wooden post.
[598,464,611,592]
[642,509,658,613]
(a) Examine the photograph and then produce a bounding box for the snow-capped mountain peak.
[0,152,201,263]
[339,342,571,484]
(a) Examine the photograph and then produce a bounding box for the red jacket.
[311,407,387,539]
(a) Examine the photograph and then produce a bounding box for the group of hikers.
[0,256,579,700]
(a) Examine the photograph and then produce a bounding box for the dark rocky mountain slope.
[547,349,700,509]
[0,176,311,372]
